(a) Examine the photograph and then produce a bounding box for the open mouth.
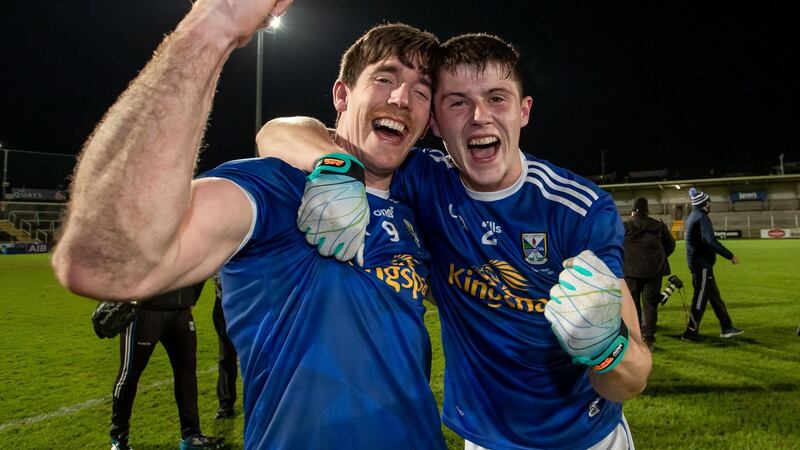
[372,118,407,141]
[467,136,500,161]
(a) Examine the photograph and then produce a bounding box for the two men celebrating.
[53,0,650,448]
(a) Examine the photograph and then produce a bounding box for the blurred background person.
[623,197,675,350]
[682,188,743,342]
[110,282,224,450]
[211,272,238,420]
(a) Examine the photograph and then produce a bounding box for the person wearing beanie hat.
[623,198,675,349]
[689,187,710,207]
[682,187,743,341]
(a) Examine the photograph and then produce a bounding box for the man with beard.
[52,0,446,448]
[258,33,652,449]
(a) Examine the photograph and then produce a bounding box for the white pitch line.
[0,365,216,433]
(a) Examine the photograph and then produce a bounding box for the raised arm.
[257,116,340,171]
[52,0,293,301]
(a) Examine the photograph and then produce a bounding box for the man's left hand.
[545,250,628,373]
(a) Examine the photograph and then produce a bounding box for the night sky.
[1,1,797,185]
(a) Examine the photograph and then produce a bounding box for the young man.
[259,33,652,449]
[682,187,743,341]
[52,1,446,448]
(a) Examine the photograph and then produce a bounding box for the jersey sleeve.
[197,157,305,252]
[574,194,625,277]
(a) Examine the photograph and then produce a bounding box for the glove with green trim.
[297,153,369,266]
[545,250,628,373]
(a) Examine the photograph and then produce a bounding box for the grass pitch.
[1,240,799,449]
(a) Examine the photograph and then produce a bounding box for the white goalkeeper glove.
[545,250,628,373]
[297,153,369,266]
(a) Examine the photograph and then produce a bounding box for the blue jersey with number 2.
[392,148,625,450]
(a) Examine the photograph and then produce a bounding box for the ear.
[428,112,442,138]
[332,80,349,113]
[519,95,533,127]
[420,122,430,140]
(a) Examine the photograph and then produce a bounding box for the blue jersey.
[392,149,625,450]
[200,158,445,450]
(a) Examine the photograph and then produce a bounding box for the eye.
[489,95,506,103]
[414,89,431,101]
[449,99,467,108]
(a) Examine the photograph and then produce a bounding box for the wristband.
[576,321,629,373]
[308,153,365,184]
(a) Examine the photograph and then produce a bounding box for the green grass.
[2,241,800,449]
[623,240,800,450]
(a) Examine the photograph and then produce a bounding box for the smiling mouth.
[468,136,500,160]
[372,118,407,139]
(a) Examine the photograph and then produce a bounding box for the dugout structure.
[0,149,72,247]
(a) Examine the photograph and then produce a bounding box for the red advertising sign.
[768,229,786,238]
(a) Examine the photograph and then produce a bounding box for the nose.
[472,101,492,124]
[388,83,411,109]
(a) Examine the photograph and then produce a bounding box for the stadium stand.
[0,220,38,244]
[604,174,800,240]
[1,203,65,244]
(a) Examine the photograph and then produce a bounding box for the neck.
[461,149,524,193]
[332,133,393,190]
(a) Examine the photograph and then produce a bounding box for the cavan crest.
[521,232,548,265]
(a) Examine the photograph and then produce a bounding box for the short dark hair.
[434,33,523,93]
[338,23,439,88]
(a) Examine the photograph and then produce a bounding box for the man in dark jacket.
[681,188,743,341]
[110,282,224,450]
[623,197,676,348]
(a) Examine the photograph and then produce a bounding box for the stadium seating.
[1,204,65,244]
[0,220,38,244]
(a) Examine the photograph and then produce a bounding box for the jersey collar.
[462,150,527,202]
[366,186,390,199]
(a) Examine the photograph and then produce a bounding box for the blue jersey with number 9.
[200,157,444,450]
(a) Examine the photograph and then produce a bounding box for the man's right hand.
[188,0,294,47]
[297,154,369,266]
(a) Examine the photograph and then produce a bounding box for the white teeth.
[374,118,406,133]
[468,136,499,146]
